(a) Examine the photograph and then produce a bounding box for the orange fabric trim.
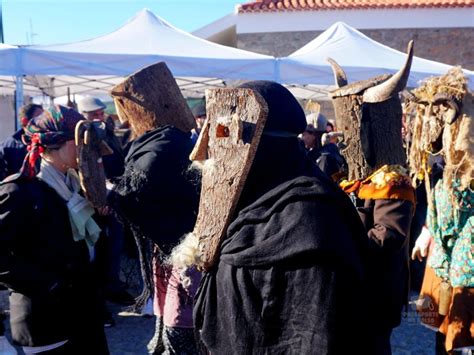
[340,180,361,194]
[339,165,416,205]
[358,182,416,205]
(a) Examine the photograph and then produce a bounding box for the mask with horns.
[328,41,414,181]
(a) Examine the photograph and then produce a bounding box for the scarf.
[37,159,101,251]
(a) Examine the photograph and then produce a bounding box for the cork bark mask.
[75,120,113,208]
[328,41,414,181]
[190,88,268,271]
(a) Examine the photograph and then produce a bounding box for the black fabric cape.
[194,175,368,354]
[111,125,199,254]
[109,125,199,311]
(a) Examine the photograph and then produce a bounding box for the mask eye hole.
[216,124,230,138]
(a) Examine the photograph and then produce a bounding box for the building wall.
[237,27,474,70]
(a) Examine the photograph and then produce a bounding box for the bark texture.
[191,88,268,271]
[75,121,112,208]
[332,95,406,181]
[111,62,196,137]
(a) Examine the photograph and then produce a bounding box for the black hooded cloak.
[110,125,200,311]
[194,82,368,354]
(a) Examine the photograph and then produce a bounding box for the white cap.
[78,97,106,113]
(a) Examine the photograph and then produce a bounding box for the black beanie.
[238,81,306,136]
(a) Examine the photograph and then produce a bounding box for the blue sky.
[3,0,247,45]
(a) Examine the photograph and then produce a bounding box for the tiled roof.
[237,0,474,13]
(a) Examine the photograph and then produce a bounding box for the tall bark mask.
[187,88,269,271]
[328,41,414,181]
[75,120,113,208]
[111,62,196,138]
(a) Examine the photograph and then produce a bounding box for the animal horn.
[327,58,348,88]
[363,40,414,103]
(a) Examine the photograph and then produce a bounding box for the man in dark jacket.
[192,81,368,354]
[0,104,43,181]
[316,140,347,182]
[301,114,346,181]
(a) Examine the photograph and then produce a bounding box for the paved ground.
[1,291,437,354]
[105,304,155,354]
[0,257,436,355]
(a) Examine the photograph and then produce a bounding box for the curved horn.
[433,93,461,124]
[327,57,348,88]
[363,40,414,103]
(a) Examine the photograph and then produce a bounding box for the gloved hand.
[411,226,432,262]
[0,336,17,355]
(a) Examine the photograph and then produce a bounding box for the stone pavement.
[105,304,154,355]
[0,289,437,355]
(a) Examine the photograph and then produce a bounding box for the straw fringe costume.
[406,68,474,353]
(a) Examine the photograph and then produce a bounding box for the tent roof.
[279,21,474,87]
[21,9,276,79]
[0,44,21,76]
[30,9,263,59]
[2,17,472,101]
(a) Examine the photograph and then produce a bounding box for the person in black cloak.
[187,81,369,354]
[109,64,201,354]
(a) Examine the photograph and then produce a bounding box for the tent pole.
[15,75,24,131]
[274,58,281,84]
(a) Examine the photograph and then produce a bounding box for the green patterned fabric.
[428,179,474,287]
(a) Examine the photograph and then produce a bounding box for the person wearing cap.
[0,106,109,353]
[78,97,125,180]
[78,97,107,121]
[0,104,43,181]
[190,101,207,145]
[78,97,133,311]
[302,112,327,154]
[319,132,347,182]
[301,112,346,181]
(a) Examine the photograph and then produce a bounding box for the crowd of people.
[0,62,472,355]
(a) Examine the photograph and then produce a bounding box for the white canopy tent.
[278,22,474,99]
[1,9,278,129]
[0,44,21,76]
[18,9,275,91]
[2,15,473,110]
[0,9,276,104]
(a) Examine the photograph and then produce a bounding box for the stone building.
[195,0,473,69]
[194,0,473,117]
